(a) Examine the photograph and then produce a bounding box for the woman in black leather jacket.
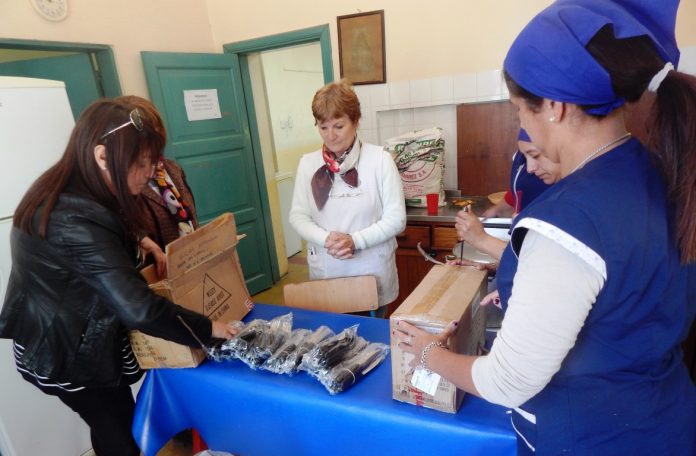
[0,98,237,456]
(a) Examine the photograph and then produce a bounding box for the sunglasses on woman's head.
[100,108,144,140]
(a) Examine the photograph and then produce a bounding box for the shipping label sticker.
[411,366,441,396]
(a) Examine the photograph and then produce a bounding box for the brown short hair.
[311,79,361,124]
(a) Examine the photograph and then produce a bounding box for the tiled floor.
[153,250,308,456]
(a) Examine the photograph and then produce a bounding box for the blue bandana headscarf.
[504,0,680,115]
[518,128,532,142]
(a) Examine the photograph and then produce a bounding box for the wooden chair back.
[283,275,378,313]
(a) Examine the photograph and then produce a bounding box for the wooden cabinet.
[432,226,458,250]
[456,101,520,196]
[395,225,430,249]
[389,221,460,314]
[393,247,434,314]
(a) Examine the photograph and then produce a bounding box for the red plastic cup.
[426,193,439,215]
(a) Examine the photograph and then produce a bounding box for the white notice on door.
[183,89,222,121]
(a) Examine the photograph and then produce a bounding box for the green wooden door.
[141,51,274,295]
[0,53,101,119]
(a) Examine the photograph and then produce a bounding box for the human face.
[518,140,561,185]
[127,154,156,195]
[510,95,565,168]
[510,96,543,143]
[317,115,357,155]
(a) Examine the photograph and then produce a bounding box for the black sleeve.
[56,211,212,347]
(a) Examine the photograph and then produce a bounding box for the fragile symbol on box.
[203,273,231,317]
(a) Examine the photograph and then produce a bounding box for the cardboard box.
[283,276,378,313]
[129,212,254,369]
[390,265,487,413]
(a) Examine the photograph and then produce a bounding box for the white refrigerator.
[0,77,91,456]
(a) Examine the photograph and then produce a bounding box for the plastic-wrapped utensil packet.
[207,319,268,362]
[262,328,312,374]
[318,342,390,394]
[278,325,334,375]
[300,325,367,377]
[238,313,293,369]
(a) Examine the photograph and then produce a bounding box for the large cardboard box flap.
[283,276,378,313]
[390,265,487,413]
[129,213,253,369]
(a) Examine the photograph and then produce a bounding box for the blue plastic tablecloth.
[133,303,516,456]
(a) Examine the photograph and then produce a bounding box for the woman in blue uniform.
[484,128,552,218]
[454,128,557,263]
[397,1,696,454]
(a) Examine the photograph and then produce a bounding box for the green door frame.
[0,38,122,97]
[223,25,334,282]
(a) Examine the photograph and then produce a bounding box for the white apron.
[306,143,398,307]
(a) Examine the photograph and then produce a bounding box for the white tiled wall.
[355,68,509,190]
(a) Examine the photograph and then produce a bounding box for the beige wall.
[208,0,696,82]
[1,1,694,95]
[0,0,216,96]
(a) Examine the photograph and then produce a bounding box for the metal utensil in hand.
[459,204,470,261]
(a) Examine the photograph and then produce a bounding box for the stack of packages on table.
[207,312,390,395]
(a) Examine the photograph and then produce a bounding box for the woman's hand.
[140,236,167,278]
[211,320,240,339]
[324,231,355,259]
[455,208,487,247]
[480,289,502,309]
[394,320,458,368]
[482,200,514,218]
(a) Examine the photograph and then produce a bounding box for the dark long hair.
[505,25,696,264]
[13,97,166,238]
[586,26,696,264]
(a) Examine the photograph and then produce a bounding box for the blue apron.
[496,139,696,454]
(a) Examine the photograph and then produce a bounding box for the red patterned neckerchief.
[311,139,359,210]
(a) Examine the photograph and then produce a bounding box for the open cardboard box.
[129,212,253,369]
[390,264,487,413]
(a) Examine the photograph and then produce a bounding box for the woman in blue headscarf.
[397,1,696,454]
[454,128,557,263]
[484,128,554,218]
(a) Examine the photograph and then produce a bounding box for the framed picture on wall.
[337,10,386,85]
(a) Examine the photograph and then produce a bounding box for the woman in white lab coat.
[289,79,406,317]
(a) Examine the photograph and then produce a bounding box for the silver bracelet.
[420,340,445,371]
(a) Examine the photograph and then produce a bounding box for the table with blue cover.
[132,303,516,456]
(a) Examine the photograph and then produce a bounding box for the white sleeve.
[472,230,605,408]
[351,151,406,250]
[289,155,330,246]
